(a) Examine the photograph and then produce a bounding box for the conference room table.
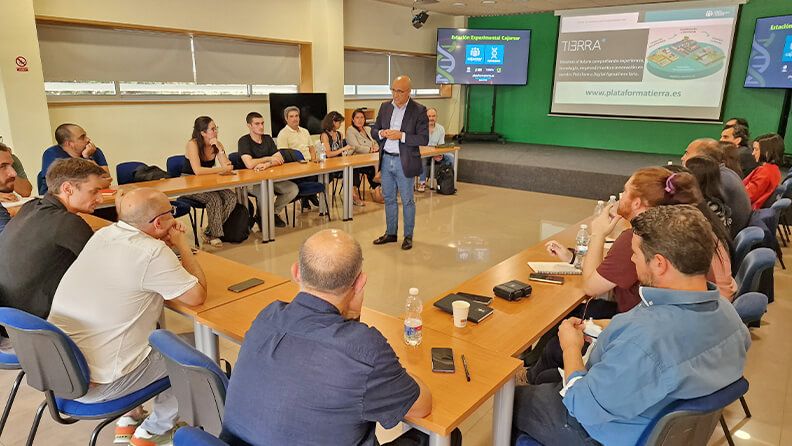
[102,145,460,243]
[195,281,522,446]
[421,219,592,358]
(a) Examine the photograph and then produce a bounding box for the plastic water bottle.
[404,288,423,347]
[607,195,617,209]
[593,200,605,217]
[574,224,590,270]
[315,141,326,162]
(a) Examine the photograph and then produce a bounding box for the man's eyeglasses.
[391,88,408,94]
[148,206,177,224]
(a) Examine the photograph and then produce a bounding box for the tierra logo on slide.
[561,40,602,52]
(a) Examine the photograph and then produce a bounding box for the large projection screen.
[550,2,742,121]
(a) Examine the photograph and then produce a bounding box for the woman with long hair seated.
[743,133,784,209]
[346,108,381,206]
[182,116,238,247]
[685,156,732,231]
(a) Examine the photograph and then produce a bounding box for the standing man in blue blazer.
[372,75,429,250]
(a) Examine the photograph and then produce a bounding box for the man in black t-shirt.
[238,112,299,228]
[0,158,105,341]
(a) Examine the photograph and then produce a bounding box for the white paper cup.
[452,300,470,328]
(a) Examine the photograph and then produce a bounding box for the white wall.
[10,0,464,188]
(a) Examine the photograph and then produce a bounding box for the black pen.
[461,354,471,382]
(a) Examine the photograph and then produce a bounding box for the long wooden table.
[95,146,459,243]
[196,282,521,446]
[421,220,589,358]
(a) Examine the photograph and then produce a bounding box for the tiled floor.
[0,182,788,445]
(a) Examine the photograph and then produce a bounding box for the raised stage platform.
[457,143,673,200]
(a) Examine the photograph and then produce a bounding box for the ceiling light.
[482,0,497,4]
[452,2,466,5]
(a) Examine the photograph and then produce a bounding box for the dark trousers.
[513,382,600,446]
[527,300,618,384]
[354,166,379,189]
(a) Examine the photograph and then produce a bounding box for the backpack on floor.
[220,203,250,243]
[435,164,456,195]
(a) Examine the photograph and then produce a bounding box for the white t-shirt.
[276,125,313,161]
[48,221,198,384]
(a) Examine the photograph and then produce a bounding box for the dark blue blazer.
[372,99,429,178]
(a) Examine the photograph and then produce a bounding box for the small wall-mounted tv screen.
[745,15,792,89]
[269,93,328,135]
[435,28,531,85]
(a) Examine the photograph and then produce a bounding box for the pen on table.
[461,354,471,382]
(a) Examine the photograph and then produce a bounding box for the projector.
[412,10,429,29]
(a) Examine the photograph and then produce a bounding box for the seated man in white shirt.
[276,105,319,209]
[48,188,207,446]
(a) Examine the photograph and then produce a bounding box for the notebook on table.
[433,294,494,323]
[527,262,582,275]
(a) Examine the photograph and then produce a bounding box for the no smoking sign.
[15,56,28,72]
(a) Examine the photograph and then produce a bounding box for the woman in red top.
[743,133,784,209]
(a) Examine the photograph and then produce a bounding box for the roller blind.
[37,24,194,82]
[193,36,299,85]
[390,55,436,89]
[344,51,389,85]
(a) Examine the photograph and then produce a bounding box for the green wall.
[467,0,792,155]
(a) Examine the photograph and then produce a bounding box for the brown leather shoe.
[373,234,397,245]
[401,237,413,250]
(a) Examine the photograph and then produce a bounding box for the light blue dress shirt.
[563,284,750,446]
[382,100,409,154]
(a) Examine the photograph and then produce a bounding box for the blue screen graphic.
[745,15,792,89]
[437,29,530,85]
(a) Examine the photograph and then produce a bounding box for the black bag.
[132,165,169,182]
[220,203,250,243]
[435,163,456,195]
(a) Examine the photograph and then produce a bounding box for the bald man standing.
[48,188,207,446]
[372,75,430,250]
[681,138,752,236]
[222,229,439,446]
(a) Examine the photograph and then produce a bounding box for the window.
[344,50,439,97]
[38,23,300,100]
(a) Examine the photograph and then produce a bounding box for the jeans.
[76,350,177,435]
[418,153,454,183]
[513,382,600,446]
[248,180,299,214]
[381,154,415,238]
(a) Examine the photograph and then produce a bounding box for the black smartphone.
[227,278,265,293]
[431,348,455,373]
[298,159,308,164]
[529,273,565,285]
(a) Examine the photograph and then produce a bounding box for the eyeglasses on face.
[148,205,177,224]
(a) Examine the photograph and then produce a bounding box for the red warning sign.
[15,56,28,72]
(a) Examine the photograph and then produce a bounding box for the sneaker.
[274,215,287,228]
[129,426,175,446]
[209,238,223,248]
[114,415,146,444]
[416,182,426,192]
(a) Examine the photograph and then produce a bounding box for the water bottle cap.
[609,195,616,200]
[580,224,588,229]
[409,287,419,295]
[597,200,604,205]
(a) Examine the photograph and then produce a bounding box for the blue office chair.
[0,308,169,446]
[731,226,764,273]
[0,346,22,439]
[279,149,331,227]
[771,198,791,248]
[227,152,246,171]
[115,161,146,186]
[174,426,229,446]
[754,207,786,270]
[515,379,750,446]
[167,155,206,247]
[734,247,776,298]
[149,330,228,435]
[637,377,750,446]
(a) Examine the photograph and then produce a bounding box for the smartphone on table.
[227,278,265,293]
[528,273,565,285]
[431,348,455,373]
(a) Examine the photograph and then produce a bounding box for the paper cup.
[452,300,470,328]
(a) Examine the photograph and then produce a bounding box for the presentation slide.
[745,15,792,89]
[436,28,531,85]
[551,5,739,120]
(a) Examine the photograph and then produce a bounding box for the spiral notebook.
[527,262,582,275]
